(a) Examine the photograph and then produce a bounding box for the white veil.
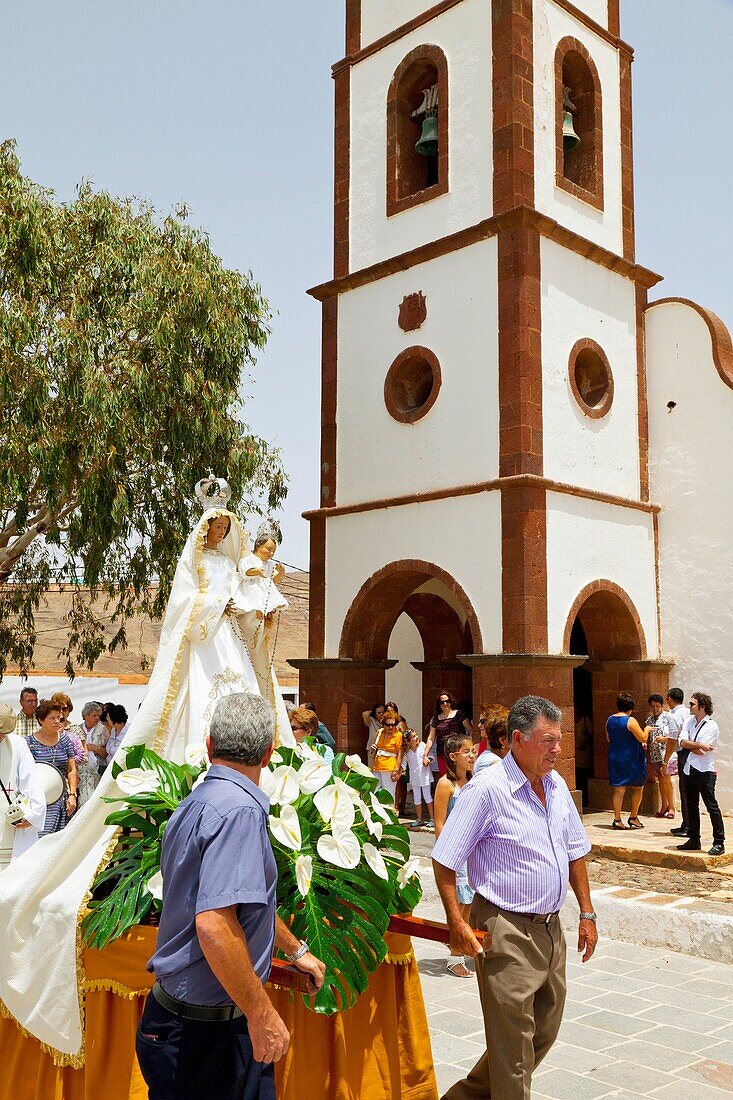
[0,508,253,1063]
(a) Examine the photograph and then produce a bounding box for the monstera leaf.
[82,742,424,1016]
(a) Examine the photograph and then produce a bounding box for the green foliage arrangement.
[82,742,423,1016]
[0,140,286,678]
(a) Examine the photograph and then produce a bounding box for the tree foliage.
[0,141,286,678]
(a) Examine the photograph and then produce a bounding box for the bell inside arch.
[563,110,580,153]
[416,113,438,158]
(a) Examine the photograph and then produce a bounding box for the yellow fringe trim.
[82,979,150,1000]
[385,950,414,965]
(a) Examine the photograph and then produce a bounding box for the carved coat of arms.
[398,292,427,332]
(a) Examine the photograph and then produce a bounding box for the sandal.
[627,817,644,829]
[612,819,628,830]
[447,956,471,978]
[664,810,675,819]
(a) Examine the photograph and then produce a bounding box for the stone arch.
[563,579,646,660]
[555,35,604,209]
[386,43,449,216]
[339,559,482,661]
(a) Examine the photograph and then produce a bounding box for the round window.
[568,340,613,418]
[384,347,442,424]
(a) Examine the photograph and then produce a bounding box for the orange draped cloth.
[0,928,438,1100]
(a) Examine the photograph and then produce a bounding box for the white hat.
[0,704,17,737]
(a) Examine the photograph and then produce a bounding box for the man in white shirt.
[676,692,724,856]
[666,689,691,837]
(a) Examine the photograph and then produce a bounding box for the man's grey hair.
[508,695,562,741]
[82,700,103,719]
[210,692,274,765]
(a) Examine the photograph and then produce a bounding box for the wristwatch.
[286,939,309,963]
[579,911,597,922]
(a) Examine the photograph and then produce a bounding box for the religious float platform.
[0,914,471,1100]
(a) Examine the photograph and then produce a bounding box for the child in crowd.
[404,728,435,830]
[434,732,477,977]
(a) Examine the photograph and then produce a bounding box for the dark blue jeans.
[136,992,276,1100]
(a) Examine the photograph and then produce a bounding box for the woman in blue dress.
[26,699,78,834]
[606,693,649,830]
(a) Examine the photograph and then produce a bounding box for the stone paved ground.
[415,896,733,1098]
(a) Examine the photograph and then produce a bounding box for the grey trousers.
[442,895,567,1100]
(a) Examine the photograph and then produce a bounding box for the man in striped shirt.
[433,695,597,1100]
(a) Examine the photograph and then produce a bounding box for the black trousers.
[684,769,725,845]
[676,749,690,829]
[135,992,276,1100]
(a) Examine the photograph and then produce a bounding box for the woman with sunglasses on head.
[423,691,473,776]
[370,707,404,804]
[433,732,477,977]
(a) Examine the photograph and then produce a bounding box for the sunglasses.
[383,722,398,728]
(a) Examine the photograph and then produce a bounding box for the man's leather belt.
[506,908,559,925]
[152,981,244,1022]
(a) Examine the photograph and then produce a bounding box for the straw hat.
[0,703,17,737]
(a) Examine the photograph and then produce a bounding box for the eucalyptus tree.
[0,141,286,677]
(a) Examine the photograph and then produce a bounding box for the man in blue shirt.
[136,692,325,1099]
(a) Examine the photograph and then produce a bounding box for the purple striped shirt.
[432,751,590,913]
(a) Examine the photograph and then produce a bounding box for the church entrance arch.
[563,581,647,806]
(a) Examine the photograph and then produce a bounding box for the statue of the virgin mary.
[0,479,294,1063]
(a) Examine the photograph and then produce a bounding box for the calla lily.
[370,792,394,824]
[269,805,302,851]
[344,754,373,779]
[259,766,276,798]
[297,758,332,795]
[185,742,209,768]
[295,854,313,897]
[362,843,389,881]
[269,765,300,806]
[397,857,422,888]
[317,827,361,869]
[145,870,164,900]
[116,768,160,796]
[314,781,356,830]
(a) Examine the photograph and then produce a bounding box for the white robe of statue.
[233,551,290,742]
[0,735,46,867]
[0,507,295,1063]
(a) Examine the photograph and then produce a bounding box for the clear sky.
[2,0,731,570]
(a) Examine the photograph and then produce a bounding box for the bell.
[563,110,580,153]
[415,114,438,158]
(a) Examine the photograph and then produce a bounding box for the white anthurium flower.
[295,741,319,761]
[344,754,373,779]
[145,870,164,901]
[116,768,160,796]
[259,766,276,799]
[362,842,389,881]
[295,854,313,897]
[269,805,302,851]
[269,765,300,806]
[317,827,361,870]
[269,750,283,766]
[314,782,356,830]
[277,724,298,749]
[356,797,383,842]
[369,792,394,824]
[397,857,422,889]
[297,758,332,795]
[334,777,361,804]
[184,742,208,768]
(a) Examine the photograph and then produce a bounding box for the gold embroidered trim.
[385,950,414,965]
[82,979,151,1000]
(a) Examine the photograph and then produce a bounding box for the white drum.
[35,761,65,805]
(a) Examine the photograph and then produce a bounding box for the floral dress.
[27,733,75,834]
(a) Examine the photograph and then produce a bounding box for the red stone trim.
[333,0,464,73]
[635,284,649,501]
[383,345,442,424]
[320,298,338,507]
[646,298,733,391]
[339,559,483,659]
[555,37,604,211]
[562,579,647,659]
[607,0,620,38]
[302,473,660,521]
[345,0,361,55]
[501,482,548,652]
[308,516,326,657]
[386,45,449,217]
[333,65,350,277]
[568,338,614,419]
[492,0,535,213]
[619,49,635,260]
[307,206,662,301]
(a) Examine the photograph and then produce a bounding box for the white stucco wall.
[386,613,425,730]
[545,491,658,656]
[647,299,733,811]
[541,238,640,498]
[336,237,499,503]
[349,0,492,271]
[534,0,623,256]
[323,491,502,655]
[559,0,609,28]
[360,0,436,47]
